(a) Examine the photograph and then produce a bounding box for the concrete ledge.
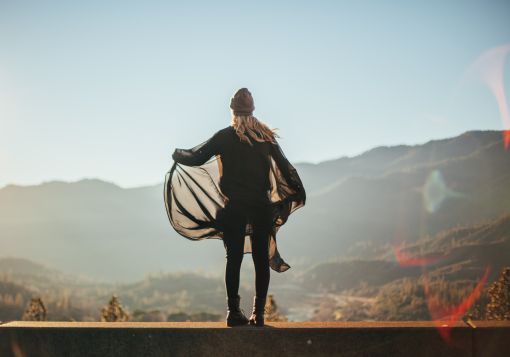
[1,321,509,357]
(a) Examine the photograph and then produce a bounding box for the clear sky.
[1,0,509,188]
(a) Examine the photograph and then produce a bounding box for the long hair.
[231,115,279,146]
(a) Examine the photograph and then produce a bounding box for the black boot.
[248,296,266,327]
[226,294,249,327]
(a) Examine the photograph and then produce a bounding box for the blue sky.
[1,0,509,188]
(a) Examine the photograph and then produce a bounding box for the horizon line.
[1,128,504,190]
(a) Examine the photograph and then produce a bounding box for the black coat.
[164,125,306,272]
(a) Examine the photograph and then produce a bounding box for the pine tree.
[485,267,510,320]
[265,294,288,322]
[101,295,130,322]
[22,297,47,321]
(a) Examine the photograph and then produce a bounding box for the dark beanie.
[230,88,255,116]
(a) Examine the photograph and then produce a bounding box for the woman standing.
[165,88,306,327]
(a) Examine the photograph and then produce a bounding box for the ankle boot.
[248,296,266,327]
[226,294,249,327]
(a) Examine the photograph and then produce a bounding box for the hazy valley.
[1,130,509,321]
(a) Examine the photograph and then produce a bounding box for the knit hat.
[230,88,255,116]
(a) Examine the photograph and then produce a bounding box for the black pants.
[222,199,272,301]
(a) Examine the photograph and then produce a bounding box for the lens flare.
[465,43,510,149]
[423,266,491,343]
[393,240,492,343]
[393,242,443,267]
[422,170,464,213]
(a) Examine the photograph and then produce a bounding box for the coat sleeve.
[270,140,306,199]
[172,130,223,166]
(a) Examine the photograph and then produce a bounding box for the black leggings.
[222,200,272,301]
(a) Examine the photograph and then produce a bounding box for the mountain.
[295,130,503,193]
[285,130,510,261]
[300,214,510,294]
[300,214,510,321]
[0,257,234,322]
[0,179,227,281]
[1,215,508,322]
[1,130,509,281]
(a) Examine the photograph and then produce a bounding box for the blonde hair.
[231,115,279,146]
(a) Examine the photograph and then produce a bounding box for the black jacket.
[165,125,306,272]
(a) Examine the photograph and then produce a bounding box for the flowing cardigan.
[164,125,306,273]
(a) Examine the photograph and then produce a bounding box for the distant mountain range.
[0,256,231,322]
[1,214,508,322]
[299,214,510,321]
[1,130,509,281]
[300,214,510,294]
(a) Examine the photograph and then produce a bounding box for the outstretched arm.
[172,130,222,166]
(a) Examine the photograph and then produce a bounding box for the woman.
[165,88,306,327]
